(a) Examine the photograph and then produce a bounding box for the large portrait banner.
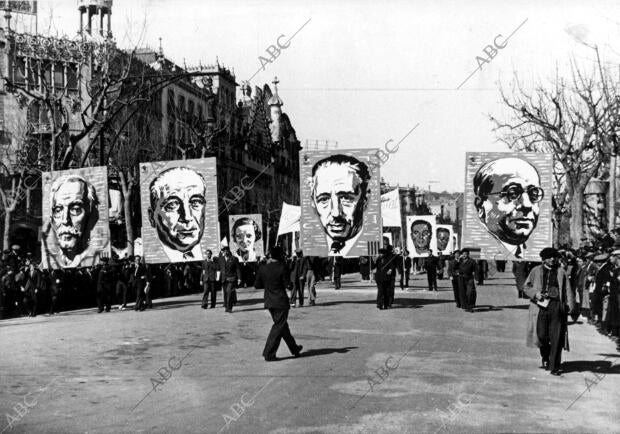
[41,166,110,269]
[229,214,264,262]
[299,149,381,257]
[462,152,553,261]
[406,215,437,258]
[139,158,219,264]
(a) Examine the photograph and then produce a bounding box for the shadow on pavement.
[470,305,503,312]
[277,346,358,360]
[497,304,529,310]
[561,360,620,374]
[318,298,454,308]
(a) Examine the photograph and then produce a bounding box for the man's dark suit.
[458,257,478,310]
[23,267,43,317]
[96,263,115,312]
[375,254,397,309]
[424,254,439,291]
[290,256,309,306]
[201,257,218,308]
[131,263,148,311]
[254,260,300,359]
[219,254,241,312]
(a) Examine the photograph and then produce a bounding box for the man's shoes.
[97,309,103,313]
[293,345,303,357]
[540,360,549,370]
[465,309,474,313]
[201,305,207,309]
[550,370,561,376]
[310,300,316,306]
[377,306,384,310]
[264,355,277,362]
[225,309,232,313]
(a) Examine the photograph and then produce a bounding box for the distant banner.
[381,188,401,227]
[435,224,454,256]
[41,167,110,269]
[1,1,38,14]
[406,215,437,258]
[139,158,218,264]
[299,149,381,257]
[229,214,264,262]
[462,152,553,261]
[277,202,300,236]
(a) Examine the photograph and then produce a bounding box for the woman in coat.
[524,247,576,375]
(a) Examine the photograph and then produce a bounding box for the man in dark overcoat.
[458,249,478,312]
[524,247,576,375]
[254,246,302,361]
[219,246,242,313]
[201,250,218,309]
[374,248,396,310]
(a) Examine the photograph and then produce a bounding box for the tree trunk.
[570,185,586,249]
[119,171,134,257]
[552,212,561,248]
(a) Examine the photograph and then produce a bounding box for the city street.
[1,272,619,434]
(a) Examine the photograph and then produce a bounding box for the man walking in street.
[290,249,308,307]
[447,250,461,308]
[458,249,477,312]
[255,246,302,362]
[201,250,218,309]
[219,246,242,313]
[306,256,319,306]
[424,250,439,291]
[524,247,575,375]
[404,251,412,288]
[96,257,115,313]
[374,248,396,310]
[131,255,148,311]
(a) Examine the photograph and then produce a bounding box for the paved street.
[1,272,619,433]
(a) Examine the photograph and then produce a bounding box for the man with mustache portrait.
[148,167,207,262]
[473,157,544,259]
[309,155,371,257]
[43,174,101,268]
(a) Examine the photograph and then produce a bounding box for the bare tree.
[491,61,620,248]
[0,117,44,248]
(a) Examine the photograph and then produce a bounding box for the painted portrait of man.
[436,227,451,252]
[230,216,262,262]
[42,168,110,269]
[411,219,432,255]
[309,154,371,256]
[473,157,544,259]
[148,166,207,261]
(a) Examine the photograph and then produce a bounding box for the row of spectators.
[514,246,620,348]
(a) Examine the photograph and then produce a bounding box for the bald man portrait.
[473,157,544,259]
[148,166,207,262]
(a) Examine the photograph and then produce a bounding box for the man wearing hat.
[290,249,308,308]
[458,249,478,312]
[219,246,242,313]
[96,257,115,313]
[592,252,614,326]
[374,247,397,310]
[524,247,575,375]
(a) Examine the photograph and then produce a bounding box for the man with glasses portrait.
[473,157,544,259]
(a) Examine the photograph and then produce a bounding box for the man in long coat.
[524,247,576,375]
[219,246,242,313]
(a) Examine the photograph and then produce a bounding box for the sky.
[19,0,620,192]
